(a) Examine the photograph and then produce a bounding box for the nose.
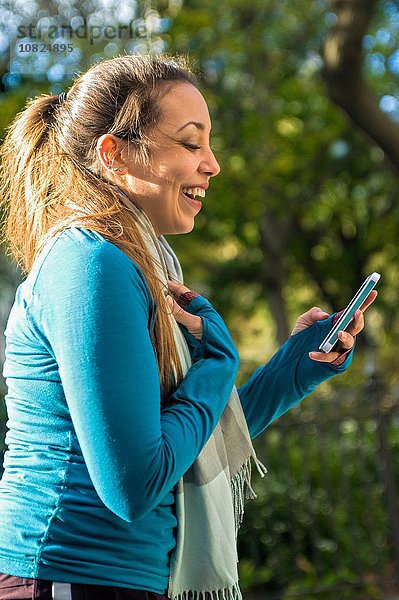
[199,148,221,178]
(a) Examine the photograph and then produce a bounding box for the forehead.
[157,83,211,132]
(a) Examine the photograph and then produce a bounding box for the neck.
[109,183,161,238]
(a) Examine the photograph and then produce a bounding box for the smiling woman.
[96,82,220,236]
[0,53,374,600]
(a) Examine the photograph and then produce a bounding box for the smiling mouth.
[181,190,203,210]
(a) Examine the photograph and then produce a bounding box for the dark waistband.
[0,573,170,600]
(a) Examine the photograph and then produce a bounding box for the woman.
[0,55,375,600]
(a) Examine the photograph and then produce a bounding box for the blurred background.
[0,0,398,598]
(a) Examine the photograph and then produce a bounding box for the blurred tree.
[323,0,399,174]
[165,0,398,370]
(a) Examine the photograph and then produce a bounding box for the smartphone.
[318,272,381,353]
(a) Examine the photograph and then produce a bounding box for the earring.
[113,167,123,173]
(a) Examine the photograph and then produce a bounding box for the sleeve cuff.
[332,310,344,326]
[175,290,201,307]
[330,347,353,366]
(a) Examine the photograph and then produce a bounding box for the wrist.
[177,290,201,307]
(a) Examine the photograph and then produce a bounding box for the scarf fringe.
[171,581,243,600]
[253,453,268,478]
[230,458,255,537]
[231,455,268,536]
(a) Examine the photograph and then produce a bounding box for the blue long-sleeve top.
[0,227,353,593]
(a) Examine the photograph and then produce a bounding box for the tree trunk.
[259,208,292,344]
[323,0,399,175]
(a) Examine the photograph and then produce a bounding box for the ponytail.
[0,95,62,270]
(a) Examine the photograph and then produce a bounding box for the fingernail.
[309,352,316,358]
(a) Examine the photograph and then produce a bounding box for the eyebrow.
[176,121,206,132]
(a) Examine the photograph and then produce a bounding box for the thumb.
[166,295,203,340]
[309,307,330,322]
[166,294,187,323]
[291,307,330,336]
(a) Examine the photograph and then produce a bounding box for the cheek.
[149,148,198,186]
[173,158,198,183]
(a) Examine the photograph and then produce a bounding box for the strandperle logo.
[16,19,149,45]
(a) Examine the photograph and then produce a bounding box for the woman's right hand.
[166,279,240,371]
[166,280,203,340]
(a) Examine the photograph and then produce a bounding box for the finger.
[310,307,330,321]
[299,307,329,326]
[166,295,203,340]
[337,330,354,350]
[291,307,330,336]
[166,294,200,325]
[166,295,186,320]
[309,351,341,363]
[359,290,378,313]
[336,290,378,338]
[310,329,354,361]
[167,279,191,297]
[167,279,182,289]
[345,309,364,336]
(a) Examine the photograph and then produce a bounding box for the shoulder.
[38,226,130,267]
[30,227,152,309]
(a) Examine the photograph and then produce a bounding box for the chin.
[166,220,195,235]
[184,221,195,234]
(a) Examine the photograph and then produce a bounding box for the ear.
[96,134,127,175]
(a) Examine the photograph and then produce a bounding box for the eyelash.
[182,143,201,151]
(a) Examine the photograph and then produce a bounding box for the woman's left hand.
[291,290,378,364]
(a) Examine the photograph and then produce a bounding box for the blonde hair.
[0,54,198,402]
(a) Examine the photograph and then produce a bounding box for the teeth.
[182,187,206,198]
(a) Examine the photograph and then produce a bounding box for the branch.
[323,0,399,175]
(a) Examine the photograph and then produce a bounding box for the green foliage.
[166,0,399,361]
[237,384,398,598]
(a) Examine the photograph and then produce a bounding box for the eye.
[182,143,201,151]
